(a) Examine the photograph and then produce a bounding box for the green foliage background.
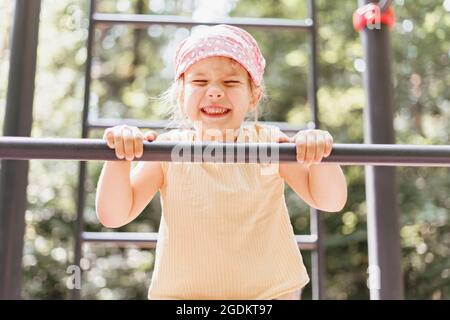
[0,0,448,299]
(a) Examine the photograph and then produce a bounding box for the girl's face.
[179,56,261,139]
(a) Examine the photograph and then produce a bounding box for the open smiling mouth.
[201,106,231,117]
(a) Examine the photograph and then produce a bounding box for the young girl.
[96,24,347,300]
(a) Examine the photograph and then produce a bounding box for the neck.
[194,127,241,142]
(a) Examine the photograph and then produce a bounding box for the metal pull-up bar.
[92,13,313,30]
[0,137,449,166]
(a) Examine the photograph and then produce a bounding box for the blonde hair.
[160,73,266,130]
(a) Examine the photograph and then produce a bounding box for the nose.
[207,86,224,99]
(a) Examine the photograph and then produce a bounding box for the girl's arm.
[96,160,163,228]
[279,163,347,212]
[95,125,163,228]
[278,129,347,212]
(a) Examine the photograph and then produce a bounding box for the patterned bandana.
[174,24,266,87]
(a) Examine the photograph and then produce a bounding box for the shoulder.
[245,122,289,143]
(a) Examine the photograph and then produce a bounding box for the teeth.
[202,107,229,114]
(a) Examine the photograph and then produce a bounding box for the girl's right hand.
[103,125,158,161]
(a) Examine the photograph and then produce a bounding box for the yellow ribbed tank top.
[148,123,309,300]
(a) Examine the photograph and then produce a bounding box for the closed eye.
[192,80,208,86]
[224,80,242,85]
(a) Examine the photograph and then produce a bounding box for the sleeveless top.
[148,123,309,299]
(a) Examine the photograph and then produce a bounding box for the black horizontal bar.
[0,137,449,166]
[82,232,318,250]
[87,118,303,135]
[92,13,313,31]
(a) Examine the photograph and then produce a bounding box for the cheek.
[185,86,205,98]
[228,89,253,106]
[183,87,204,109]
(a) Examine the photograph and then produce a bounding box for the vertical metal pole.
[307,0,325,300]
[0,0,41,299]
[71,0,96,300]
[358,0,403,299]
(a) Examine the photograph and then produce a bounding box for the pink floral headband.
[174,24,266,87]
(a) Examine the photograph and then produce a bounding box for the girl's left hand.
[278,129,333,166]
